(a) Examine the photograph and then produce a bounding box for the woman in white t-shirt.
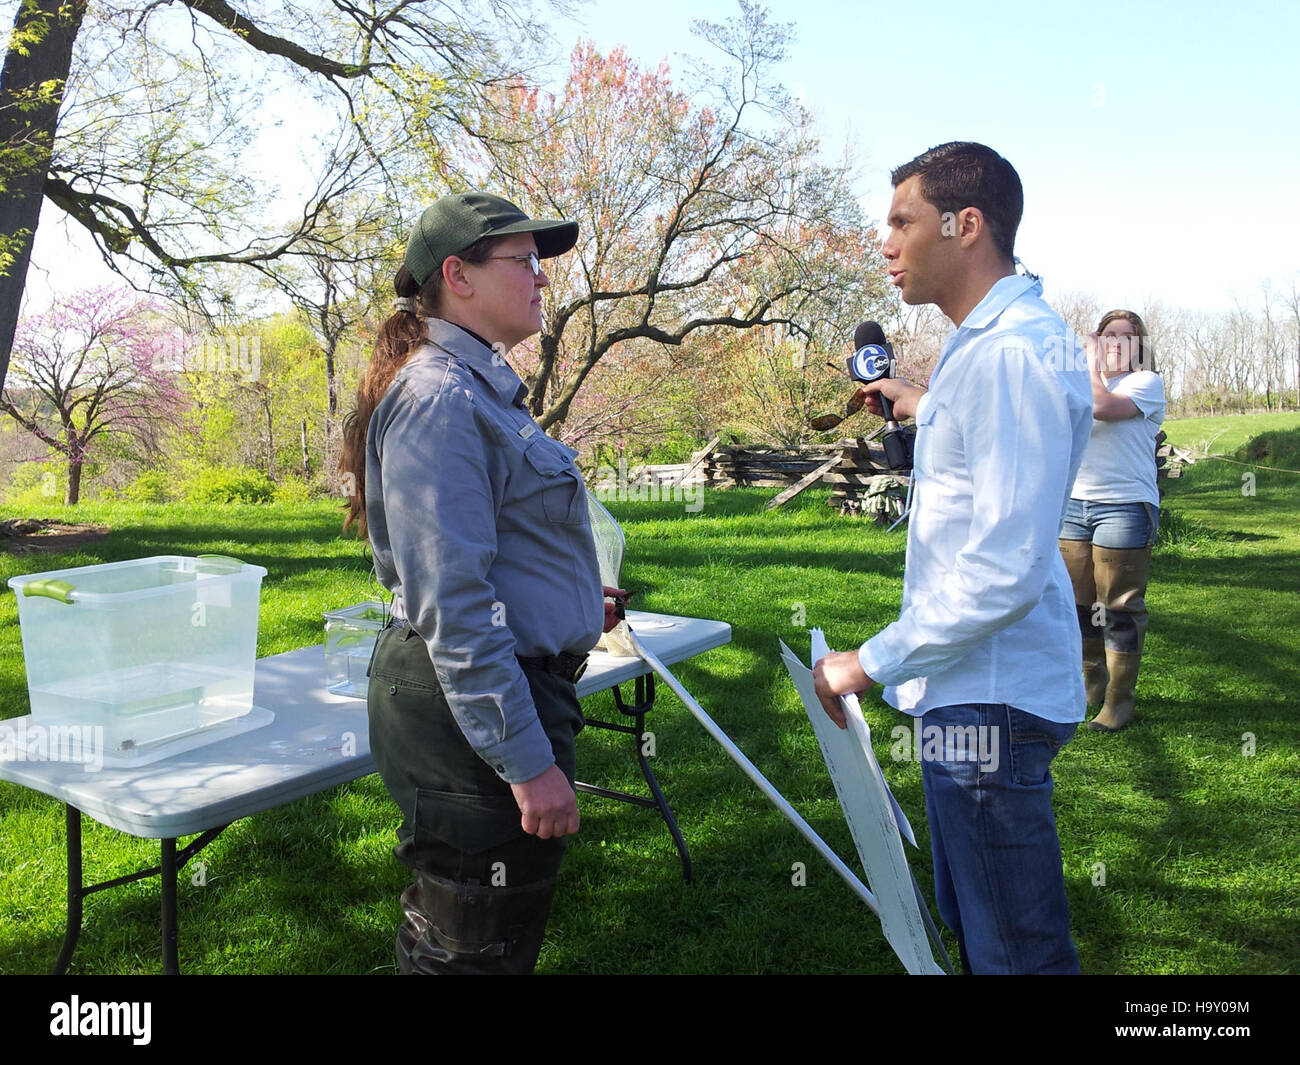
[1059,310,1165,732]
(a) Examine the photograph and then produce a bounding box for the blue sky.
[19,0,1298,317]
[570,0,1300,314]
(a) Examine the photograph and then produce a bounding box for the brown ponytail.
[340,238,501,537]
[340,266,435,536]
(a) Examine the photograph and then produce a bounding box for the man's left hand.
[812,650,874,730]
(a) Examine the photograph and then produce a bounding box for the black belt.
[516,651,588,684]
[387,619,587,684]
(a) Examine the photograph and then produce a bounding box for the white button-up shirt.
[859,275,1093,723]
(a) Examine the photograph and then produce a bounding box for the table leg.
[51,804,82,975]
[578,675,693,883]
[622,675,692,884]
[50,810,225,974]
[161,838,179,975]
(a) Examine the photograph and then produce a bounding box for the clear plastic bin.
[8,555,267,756]
[322,601,386,698]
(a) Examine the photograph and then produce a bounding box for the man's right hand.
[856,377,927,422]
[510,764,580,839]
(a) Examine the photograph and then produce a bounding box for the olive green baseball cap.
[404,192,579,285]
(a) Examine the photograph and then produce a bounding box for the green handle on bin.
[196,553,244,573]
[22,578,76,604]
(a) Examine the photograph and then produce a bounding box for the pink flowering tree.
[454,17,890,441]
[1,287,183,503]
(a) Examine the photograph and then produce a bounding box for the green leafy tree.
[160,311,326,485]
[0,0,561,394]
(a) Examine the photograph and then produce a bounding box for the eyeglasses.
[482,251,541,276]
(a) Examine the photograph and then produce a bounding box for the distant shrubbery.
[2,461,60,508]
[4,462,330,506]
[120,469,174,503]
[183,467,276,504]
[1235,429,1300,470]
[1170,391,1300,418]
[271,477,316,504]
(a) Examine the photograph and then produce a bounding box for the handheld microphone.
[845,321,912,471]
[845,321,896,422]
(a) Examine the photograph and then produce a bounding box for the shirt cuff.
[859,628,905,688]
[474,715,556,785]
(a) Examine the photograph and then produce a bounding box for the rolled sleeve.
[860,342,1075,686]
[374,384,555,784]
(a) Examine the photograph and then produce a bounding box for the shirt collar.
[424,318,529,406]
[958,273,1041,331]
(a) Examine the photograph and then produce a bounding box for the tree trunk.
[65,456,82,505]
[529,333,559,418]
[325,338,338,418]
[0,0,89,392]
[263,393,275,477]
[322,335,338,490]
[301,418,310,480]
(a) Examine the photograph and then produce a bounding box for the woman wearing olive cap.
[341,192,609,974]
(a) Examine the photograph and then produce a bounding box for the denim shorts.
[1059,498,1158,550]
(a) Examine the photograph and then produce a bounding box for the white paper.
[780,632,942,975]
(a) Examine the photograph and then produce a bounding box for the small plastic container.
[8,555,267,756]
[322,601,387,698]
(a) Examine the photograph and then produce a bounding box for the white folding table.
[0,610,730,973]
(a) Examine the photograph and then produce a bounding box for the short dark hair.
[891,142,1023,261]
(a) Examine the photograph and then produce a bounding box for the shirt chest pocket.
[912,393,938,478]
[522,439,586,524]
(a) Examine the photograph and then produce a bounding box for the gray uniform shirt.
[365,318,604,783]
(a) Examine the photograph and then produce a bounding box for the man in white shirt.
[813,142,1093,974]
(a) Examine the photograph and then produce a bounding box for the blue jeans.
[920,703,1079,974]
[1060,497,1158,549]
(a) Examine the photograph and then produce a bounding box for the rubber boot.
[1060,538,1107,706]
[394,871,558,975]
[1093,650,1141,733]
[1089,546,1152,732]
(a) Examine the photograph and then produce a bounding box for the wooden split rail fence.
[596,427,1191,518]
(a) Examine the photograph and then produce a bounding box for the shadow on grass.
[3,480,1296,973]
[0,782,402,975]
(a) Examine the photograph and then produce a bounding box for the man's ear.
[442,256,474,299]
[957,207,984,248]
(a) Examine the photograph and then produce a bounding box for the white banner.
[779,630,942,975]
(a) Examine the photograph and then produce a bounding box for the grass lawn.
[1162,409,1300,456]
[1,425,1297,974]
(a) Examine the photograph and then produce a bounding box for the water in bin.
[8,555,266,756]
